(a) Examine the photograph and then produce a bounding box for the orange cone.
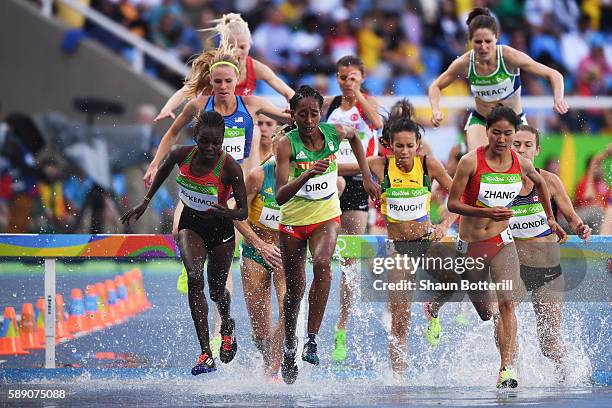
[0,307,30,355]
[34,298,46,347]
[19,303,43,350]
[114,275,134,318]
[95,282,112,327]
[67,288,90,334]
[131,268,151,312]
[104,279,123,325]
[55,294,74,342]
[85,285,104,331]
[122,271,139,315]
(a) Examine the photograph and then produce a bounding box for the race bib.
[385,188,429,221]
[222,128,246,161]
[477,173,522,208]
[259,200,280,230]
[177,178,218,211]
[336,132,366,165]
[296,169,338,200]
[510,204,550,239]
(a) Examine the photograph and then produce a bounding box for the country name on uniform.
[295,154,337,169]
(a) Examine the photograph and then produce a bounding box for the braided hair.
[193,110,225,139]
[289,85,324,111]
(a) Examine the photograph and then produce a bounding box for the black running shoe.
[281,341,299,384]
[302,339,320,366]
[253,336,273,368]
[219,318,238,364]
[191,353,216,375]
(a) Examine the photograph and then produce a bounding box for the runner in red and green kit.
[274,86,380,384]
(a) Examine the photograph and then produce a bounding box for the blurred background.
[0,0,610,235]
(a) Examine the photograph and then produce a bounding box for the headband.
[209,61,240,74]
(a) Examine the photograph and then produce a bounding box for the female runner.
[122,111,247,375]
[428,7,568,151]
[275,85,380,384]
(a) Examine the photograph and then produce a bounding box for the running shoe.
[281,340,299,384]
[210,334,221,359]
[496,367,518,389]
[302,338,320,366]
[253,336,273,368]
[332,326,347,363]
[177,265,188,295]
[424,303,442,347]
[191,353,216,375]
[219,318,238,364]
[454,313,470,327]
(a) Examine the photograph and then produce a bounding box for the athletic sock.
[307,333,317,344]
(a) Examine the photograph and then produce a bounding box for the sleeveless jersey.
[176,147,231,212]
[248,160,280,230]
[326,96,377,165]
[509,170,557,239]
[468,45,521,102]
[235,56,257,96]
[462,146,522,208]
[204,96,254,163]
[380,156,431,223]
[280,123,341,226]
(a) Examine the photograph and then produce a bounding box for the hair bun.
[466,7,491,25]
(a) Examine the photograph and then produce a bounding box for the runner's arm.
[543,170,590,239]
[234,168,267,246]
[155,86,188,122]
[504,46,567,114]
[254,59,295,102]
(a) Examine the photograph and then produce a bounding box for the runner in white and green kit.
[428,7,568,151]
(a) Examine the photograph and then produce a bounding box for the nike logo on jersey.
[222,236,233,243]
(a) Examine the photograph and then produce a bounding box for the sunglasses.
[257,120,275,127]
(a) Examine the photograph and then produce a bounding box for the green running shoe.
[177,265,188,295]
[424,303,442,347]
[210,334,221,359]
[496,367,518,389]
[454,313,470,327]
[332,326,347,363]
